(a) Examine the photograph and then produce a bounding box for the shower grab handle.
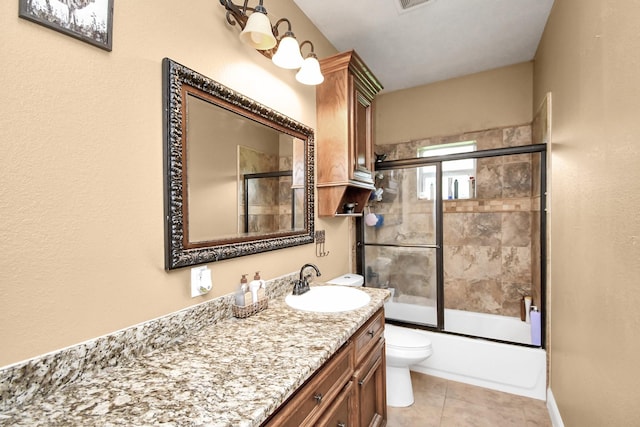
[362,242,440,249]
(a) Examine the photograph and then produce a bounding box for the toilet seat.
[385,324,432,351]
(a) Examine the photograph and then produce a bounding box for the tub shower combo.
[358,125,548,400]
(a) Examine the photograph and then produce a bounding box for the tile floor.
[387,372,552,427]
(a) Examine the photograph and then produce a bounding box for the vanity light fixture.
[238,1,276,49]
[219,0,324,85]
[271,18,304,69]
[296,41,324,85]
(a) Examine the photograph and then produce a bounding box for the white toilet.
[326,273,366,287]
[326,274,433,407]
[384,324,433,407]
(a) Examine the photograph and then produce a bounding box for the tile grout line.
[438,379,449,426]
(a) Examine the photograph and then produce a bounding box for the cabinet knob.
[314,393,323,403]
[337,423,346,427]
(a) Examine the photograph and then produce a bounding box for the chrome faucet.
[292,263,321,295]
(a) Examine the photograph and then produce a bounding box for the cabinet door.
[315,380,356,427]
[353,89,372,176]
[354,339,387,427]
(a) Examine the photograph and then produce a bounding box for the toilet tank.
[326,274,364,287]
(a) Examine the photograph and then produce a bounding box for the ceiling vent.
[395,0,435,14]
[398,0,433,11]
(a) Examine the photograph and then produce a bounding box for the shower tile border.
[444,197,532,213]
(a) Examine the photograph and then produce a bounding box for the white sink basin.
[285,285,371,313]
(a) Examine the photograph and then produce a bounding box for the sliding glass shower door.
[361,165,442,328]
[359,144,546,346]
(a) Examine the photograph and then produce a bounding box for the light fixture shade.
[296,56,324,85]
[272,35,304,69]
[239,12,276,50]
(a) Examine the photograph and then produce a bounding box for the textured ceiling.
[293,0,554,93]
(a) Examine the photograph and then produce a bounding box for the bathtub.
[384,300,533,344]
[384,301,547,400]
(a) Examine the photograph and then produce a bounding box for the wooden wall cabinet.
[263,309,387,427]
[316,51,383,217]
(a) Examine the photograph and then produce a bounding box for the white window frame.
[417,141,477,200]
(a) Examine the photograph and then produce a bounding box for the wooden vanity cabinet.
[263,308,387,427]
[352,309,387,427]
[354,339,386,427]
[315,380,357,427]
[316,50,383,217]
[263,341,353,427]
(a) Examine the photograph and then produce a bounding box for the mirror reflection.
[163,58,314,270]
[186,95,306,242]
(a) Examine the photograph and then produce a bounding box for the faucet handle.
[294,263,320,295]
[292,279,310,295]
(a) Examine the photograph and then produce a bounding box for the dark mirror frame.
[162,58,315,270]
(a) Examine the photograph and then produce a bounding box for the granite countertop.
[0,285,389,427]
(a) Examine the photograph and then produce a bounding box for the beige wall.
[0,0,341,367]
[534,0,640,425]
[375,62,533,145]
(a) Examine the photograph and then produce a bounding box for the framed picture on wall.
[19,0,114,51]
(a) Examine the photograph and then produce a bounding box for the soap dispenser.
[235,274,250,306]
[249,271,264,303]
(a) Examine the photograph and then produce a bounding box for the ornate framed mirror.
[162,58,314,270]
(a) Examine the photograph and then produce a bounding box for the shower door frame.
[356,143,547,348]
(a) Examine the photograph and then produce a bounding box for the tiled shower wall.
[371,124,541,317]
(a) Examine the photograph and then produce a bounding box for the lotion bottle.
[469,176,476,199]
[255,272,266,301]
[249,271,263,303]
[235,274,249,306]
[530,306,541,346]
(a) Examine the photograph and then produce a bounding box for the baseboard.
[546,387,565,427]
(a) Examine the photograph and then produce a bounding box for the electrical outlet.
[191,266,212,297]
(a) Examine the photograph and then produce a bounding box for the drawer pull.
[314,393,323,403]
[367,330,375,337]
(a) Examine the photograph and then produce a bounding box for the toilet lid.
[385,324,432,350]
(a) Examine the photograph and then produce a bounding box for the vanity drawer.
[263,341,354,427]
[314,380,356,427]
[353,308,385,366]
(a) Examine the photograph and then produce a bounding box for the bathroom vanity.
[0,280,389,426]
[264,308,386,426]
